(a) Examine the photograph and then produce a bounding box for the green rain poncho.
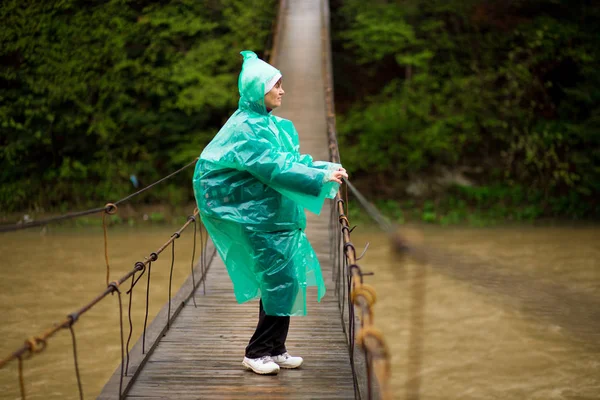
[193,51,342,316]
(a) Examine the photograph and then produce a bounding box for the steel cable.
[142,260,153,354]
[113,158,198,207]
[68,324,84,400]
[0,206,107,233]
[167,239,176,329]
[125,268,137,376]
[108,282,125,400]
[102,203,117,286]
[0,158,198,233]
[18,356,25,400]
[199,221,207,295]
[1,209,203,400]
[189,216,198,308]
[126,263,147,295]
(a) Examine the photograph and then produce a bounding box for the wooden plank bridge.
[100,0,363,398]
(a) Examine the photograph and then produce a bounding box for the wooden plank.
[116,251,355,400]
[98,239,217,399]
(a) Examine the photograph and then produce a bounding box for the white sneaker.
[271,352,303,369]
[242,356,280,375]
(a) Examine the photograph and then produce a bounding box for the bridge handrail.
[0,207,210,400]
[0,158,198,233]
[321,0,392,399]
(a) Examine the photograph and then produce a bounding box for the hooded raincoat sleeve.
[234,131,339,215]
[276,118,341,172]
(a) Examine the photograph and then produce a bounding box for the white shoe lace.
[259,356,272,364]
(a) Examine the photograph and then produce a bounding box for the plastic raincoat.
[193,51,341,316]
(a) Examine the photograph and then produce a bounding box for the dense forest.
[332,0,599,222]
[0,0,277,213]
[1,0,599,222]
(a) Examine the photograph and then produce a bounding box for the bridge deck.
[101,0,356,398]
[123,257,354,399]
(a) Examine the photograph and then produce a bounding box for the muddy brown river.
[0,223,598,399]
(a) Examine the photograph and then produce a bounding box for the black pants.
[245,299,290,358]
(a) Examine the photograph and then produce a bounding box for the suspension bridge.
[0,0,392,399]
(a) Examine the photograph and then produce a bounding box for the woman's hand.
[328,167,348,184]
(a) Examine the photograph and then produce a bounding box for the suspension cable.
[167,239,176,329]
[189,215,198,308]
[67,322,84,400]
[0,209,199,370]
[108,281,125,400]
[321,0,392,396]
[0,158,198,233]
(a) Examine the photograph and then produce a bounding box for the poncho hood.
[238,50,282,115]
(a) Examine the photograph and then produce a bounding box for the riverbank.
[0,202,199,231]
[347,197,599,229]
[2,197,598,232]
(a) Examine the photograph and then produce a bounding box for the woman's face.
[264,79,284,110]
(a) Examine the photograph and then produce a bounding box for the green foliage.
[347,184,553,227]
[0,0,277,212]
[149,211,165,223]
[333,0,600,219]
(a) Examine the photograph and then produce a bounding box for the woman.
[193,50,347,375]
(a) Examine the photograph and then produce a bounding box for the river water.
[0,225,201,400]
[0,223,598,399]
